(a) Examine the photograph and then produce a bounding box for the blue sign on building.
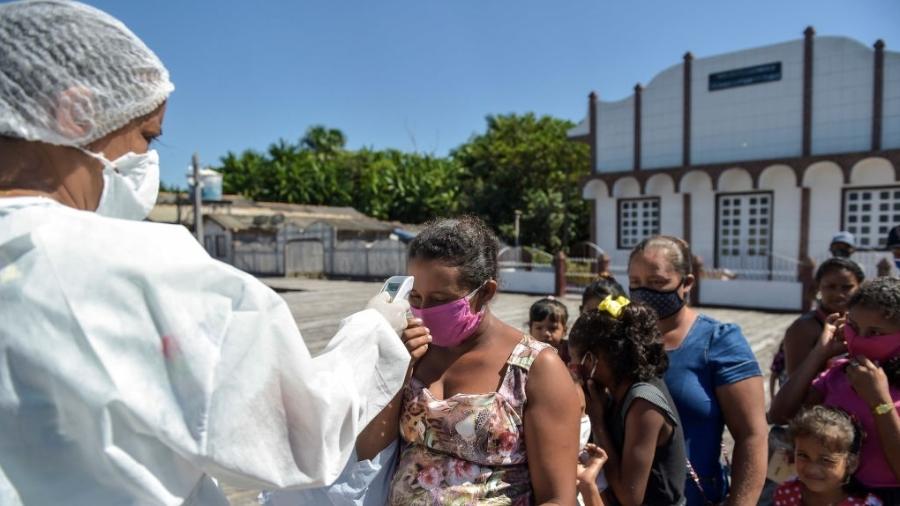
[709,62,782,91]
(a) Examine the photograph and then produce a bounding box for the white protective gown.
[0,197,409,505]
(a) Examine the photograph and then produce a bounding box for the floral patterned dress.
[387,336,551,505]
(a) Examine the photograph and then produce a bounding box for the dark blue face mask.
[629,283,686,320]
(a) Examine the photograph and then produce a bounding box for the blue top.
[664,314,761,506]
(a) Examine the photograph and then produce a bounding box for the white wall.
[803,161,844,258]
[700,279,804,311]
[645,174,683,238]
[642,64,684,170]
[811,37,874,155]
[884,50,900,150]
[499,269,555,295]
[682,171,716,266]
[759,165,801,267]
[596,97,634,172]
[692,40,804,165]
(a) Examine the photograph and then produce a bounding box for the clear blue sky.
[82,0,900,187]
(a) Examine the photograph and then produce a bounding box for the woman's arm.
[716,376,767,506]
[356,318,431,461]
[595,398,668,506]
[525,349,581,506]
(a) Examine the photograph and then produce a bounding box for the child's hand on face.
[846,355,892,406]
[816,313,849,360]
[577,443,608,485]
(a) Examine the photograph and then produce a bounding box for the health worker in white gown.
[0,1,411,504]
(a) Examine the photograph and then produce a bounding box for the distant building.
[149,192,417,277]
[569,28,900,310]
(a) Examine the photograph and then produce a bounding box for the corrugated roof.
[150,192,414,233]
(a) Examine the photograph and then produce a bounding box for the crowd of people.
[269,220,899,506]
[2,1,899,505]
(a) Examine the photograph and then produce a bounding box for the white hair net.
[0,0,174,147]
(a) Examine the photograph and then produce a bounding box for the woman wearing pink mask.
[356,216,582,505]
[770,277,900,503]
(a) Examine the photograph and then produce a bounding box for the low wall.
[499,268,555,295]
[699,279,803,311]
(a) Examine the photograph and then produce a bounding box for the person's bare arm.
[356,318,430,461]
[603,399,668,506]
[783,318,822,376]
[846,356,900,481]
[576,443,608,506]
[769,316,846,425]
[525,349,581,506]
[716,376,767,506]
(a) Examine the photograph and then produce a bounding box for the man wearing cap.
[829,231,857,259]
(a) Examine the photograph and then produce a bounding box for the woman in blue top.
[627,236,768,506]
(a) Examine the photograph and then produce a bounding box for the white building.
[570,28,900,311]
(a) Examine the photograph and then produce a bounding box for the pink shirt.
[812,359,900,488]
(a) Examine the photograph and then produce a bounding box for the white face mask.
[82,149,160,220]
[579,414,592,449]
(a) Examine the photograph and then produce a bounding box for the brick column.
[634,83,642,171]
[873,39,885,151]
[803,26,815,157]
[589,91,598,173]
[683,193,692,245]
[683,52,693,167]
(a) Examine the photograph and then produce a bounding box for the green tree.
[453,113,590,252]
[217,126,462,224]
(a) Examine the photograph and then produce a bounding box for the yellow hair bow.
[597,295,631,318]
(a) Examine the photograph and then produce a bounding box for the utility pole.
[192,152,203,244]
[514,210,522,248]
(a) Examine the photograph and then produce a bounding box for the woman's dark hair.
[849,277,900,387]
[581,275,625,307]
[569,302,668,382]
[629,235,693,278]
[815,257,865,285]
[529,297,569,326]
[408,215,499,291]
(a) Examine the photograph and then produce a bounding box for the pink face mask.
[410,284,486,347]
[843,324,900,363]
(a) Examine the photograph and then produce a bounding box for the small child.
[527,296,571,362]
[579,275,625,316]
[774,406,882,505]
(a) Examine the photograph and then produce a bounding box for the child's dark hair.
[529,297,569,326]
[581,275,625,306]
[569,302,667,383]
[849,277,900,325]
[789,405,862,455]
[408,215,499,291]
[849,277,900,386]
[789,405,864,493]
[815,257,865,285]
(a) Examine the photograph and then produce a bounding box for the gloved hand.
[365,292,411,333]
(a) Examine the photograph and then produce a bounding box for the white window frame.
[715,191,774,278]
[617,197,660,250]
[842,186,900,249]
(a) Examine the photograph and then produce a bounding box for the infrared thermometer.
[380,275,414,303]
